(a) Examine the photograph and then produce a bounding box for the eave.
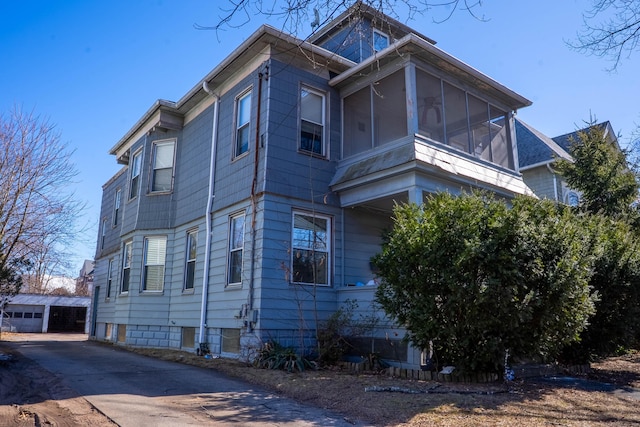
[110,24,356,164]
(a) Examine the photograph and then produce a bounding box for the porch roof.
[330,136,535,208]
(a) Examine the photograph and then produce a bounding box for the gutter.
[199,82,219,345]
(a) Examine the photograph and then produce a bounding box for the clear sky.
[1,0,638,274]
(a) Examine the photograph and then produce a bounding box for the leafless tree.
[571,0,640,71]
[196,0,485,37]
[0,106,84,298]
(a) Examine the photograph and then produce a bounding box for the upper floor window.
[129,150,142,199]
[151,140,175,192]
[300,87,326,156]
[121,241,132,293]
[113,189,121,226]
[291,212,330,286]
[235,90,251,157]
[106,259,114,300]
[228,213,245,285]
[184,230,197,291]
[143,236,166,292]
[101,218,107,250]
[373,29,390,52]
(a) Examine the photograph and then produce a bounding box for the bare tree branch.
[195,0,485,38]
[571,0,640,71]
[0,106,85,297]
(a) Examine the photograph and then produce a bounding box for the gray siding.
[343,207,390,286]
[521,166,560,201]
[211,72,261,211]
[263,59,341,206]
[257,194,343,334]
[173,108,213,225]
[166,219,205,327]
[96,168,126,259]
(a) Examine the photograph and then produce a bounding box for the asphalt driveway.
[3,333,368,426]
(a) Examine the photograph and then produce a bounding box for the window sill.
[298,148,328,160]
[182,288,195,294]
[290,282,331,287]
[225,283,243,290]
[231,151,250,162]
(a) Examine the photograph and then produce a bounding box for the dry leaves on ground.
[131,347,640,426]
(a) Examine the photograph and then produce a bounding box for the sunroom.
[330,33,533,210]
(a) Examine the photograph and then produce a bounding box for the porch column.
[408,187,424,205]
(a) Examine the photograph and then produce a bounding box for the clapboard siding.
[173,108,212,225]
[257,194,342,332]
[211,71,261,211]
[263,60,341,204]
[343,207,391,286]
[96,168,127,259]
[166,219,205,326]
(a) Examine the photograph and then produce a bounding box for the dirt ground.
[2,334,640,426]
[0,344,116,426]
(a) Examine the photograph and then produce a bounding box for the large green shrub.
[373,192,597,373]
[561,216,640,361]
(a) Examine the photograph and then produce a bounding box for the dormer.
[309,2,436,63]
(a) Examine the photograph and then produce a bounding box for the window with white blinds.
[144,236,166,291]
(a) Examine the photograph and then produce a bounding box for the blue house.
[91,4,533,368]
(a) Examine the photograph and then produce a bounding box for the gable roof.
[515,119,572,170]
[552,121,617,152]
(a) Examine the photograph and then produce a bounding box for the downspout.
[248,65,266,331]
[199,81,219,345]
[546,163,559,202]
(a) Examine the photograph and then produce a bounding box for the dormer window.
[373,29,390,52]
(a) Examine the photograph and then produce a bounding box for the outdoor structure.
[91,5,533,368]
[1,294,90,333]
[76,259,95,296]
[516,120,618,206]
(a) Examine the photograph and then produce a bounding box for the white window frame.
[227,213,245,286]
[106,259,114,300]
[129,150,142,199]
[373,29,390,52]
[151,139,176,192]
[113,188,121,226]
[184,229,197,291]
[234,89,252,158]
[101,218,107,250]
[300,86,326,157]
[291,211,331,286]
[121,241,132,293]
[143,236,166,292]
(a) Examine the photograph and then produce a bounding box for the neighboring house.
[516,120,618,206]
[76,259,95,296]
[90,5,533,368]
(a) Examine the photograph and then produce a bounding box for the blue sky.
[1,1,638,273]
